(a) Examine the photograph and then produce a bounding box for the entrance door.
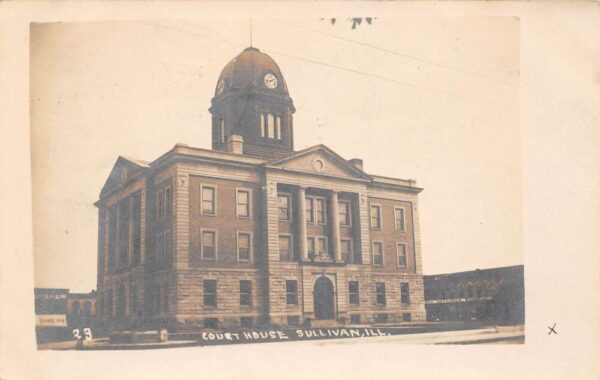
[314,276,335,320]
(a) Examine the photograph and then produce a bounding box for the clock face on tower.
[263,73,278,89]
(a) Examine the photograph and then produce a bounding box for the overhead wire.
[137,20,516,110]
[269,18,519,88]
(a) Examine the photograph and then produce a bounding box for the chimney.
[349,158,363,171]
[226,134,244,155]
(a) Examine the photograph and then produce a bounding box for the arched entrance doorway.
[313,276,335,320]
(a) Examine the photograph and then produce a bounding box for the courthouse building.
[95,47,426,330]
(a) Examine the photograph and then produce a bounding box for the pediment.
[99,156,149,198]
[266,145,370,181]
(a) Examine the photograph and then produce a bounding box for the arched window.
[267,114,275,138]
[276,116,282,140]
[72,301,81,316]
[260,113,284,141]
[219,119,225,144]
[83,301,92,316]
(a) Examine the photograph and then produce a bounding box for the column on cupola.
[329,190,342,262]
[297,186,308,261]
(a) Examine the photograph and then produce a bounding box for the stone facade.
[94,47,426,331]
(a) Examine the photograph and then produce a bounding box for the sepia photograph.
[31,17,525,349]
[2,1,599,379]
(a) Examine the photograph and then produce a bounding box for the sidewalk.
[317,325,525,345]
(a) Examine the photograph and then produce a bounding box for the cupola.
[209,47,296,159]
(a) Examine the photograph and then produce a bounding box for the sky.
[31,17,521,292]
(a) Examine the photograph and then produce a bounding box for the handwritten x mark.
[548,323,557,335]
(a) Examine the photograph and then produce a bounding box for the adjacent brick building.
[95,47,426,330]
[424,265,524,325]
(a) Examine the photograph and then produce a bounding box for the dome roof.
[215,47,289,96]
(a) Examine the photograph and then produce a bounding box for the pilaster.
[330,190,342,262]
[297,186,308,261]
[357,192,372,265]
[174,171,190,270]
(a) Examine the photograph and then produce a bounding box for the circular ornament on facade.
[216,79,225,95]
[263,73,278,89]
[312,158,325,173]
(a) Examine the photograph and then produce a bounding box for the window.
[279,235,293,261]
[156,232,164,264]
[350,314,361,324]
[240,280,252,306]
[163,283,169,312]
[130,285,138,315]
[339,201,351,226]
[157,189,164,221]
[306,198,314,223]
[201,186,216,215]
[156,230,172,266]
[402,313,412,322]
[276,116,282,140]
[154,285,162,313]
[105,289,114,317]
[82,301,92,317]
[401,283,410,305]
[375,314,388,323]
[219,119,225,144]
[117,197,130,267]
[154,284,161,313]
[236,189,251,218]
[341,239,353,263]
[260,113,282,140]
[376,282,386,305]
[108,206,117,271]
[370,204,382,229]
[267,114,275,138]
[318,237,327,257]
[204,318,219,329]
[156,186,172,222]
[237,232,251,262]
[348,281,359,305]
[116,284,126,317]
[240,317,253,328]
[315,198,326,224]
[203,280,217,306]
[132,192,142,265]
[307,237,316,258]
[287,316,300,326]
[278,194,291,221]
[71,301,81,317]
[286,280,298,305]
[372,241,383,266]
[164,230,172,264]
[202,230,216,260]
[396,243,407,268]
[394,207,405,231]
[165,187,172,221]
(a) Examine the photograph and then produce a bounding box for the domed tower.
[209,47,296,159]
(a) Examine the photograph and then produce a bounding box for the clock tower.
[209,47,296,159]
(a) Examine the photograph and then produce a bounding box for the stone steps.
[310,319,338,328]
